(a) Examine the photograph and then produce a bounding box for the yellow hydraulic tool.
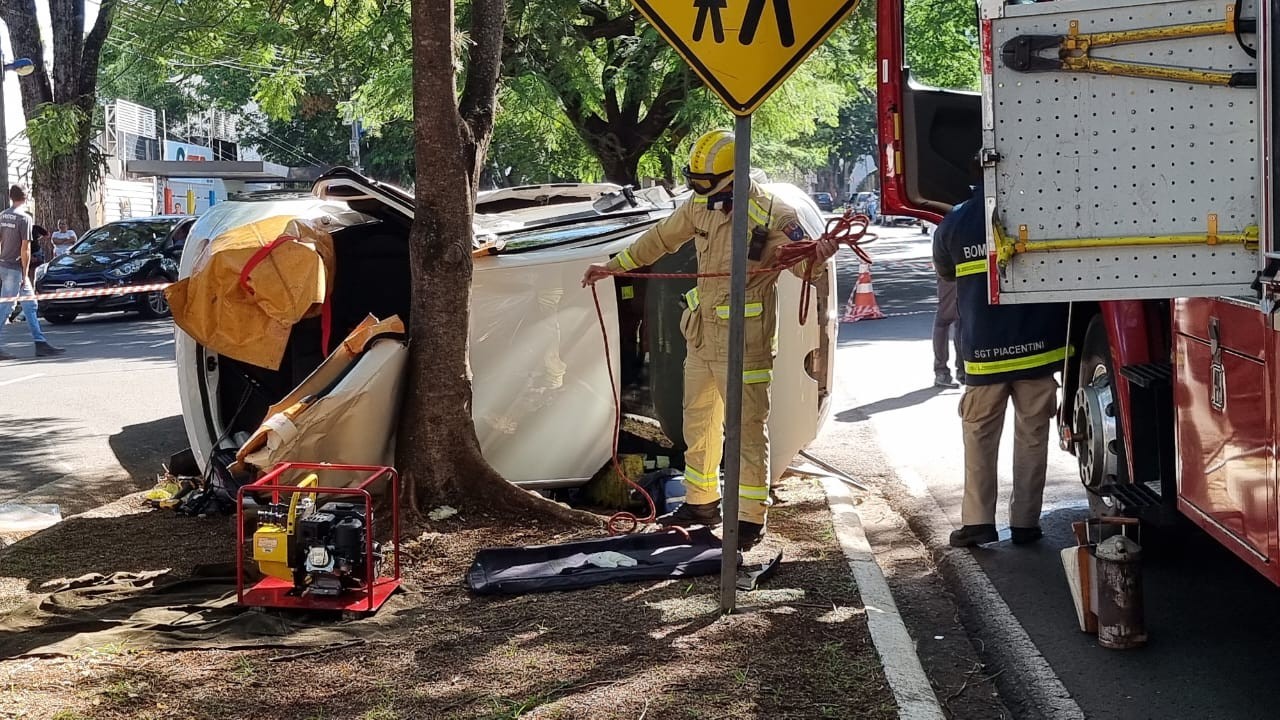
[252,473,319,583]
[1002,8,1257,88]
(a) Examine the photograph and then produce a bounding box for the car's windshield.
[72,221,174,254]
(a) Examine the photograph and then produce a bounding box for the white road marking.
[0,373,44,387]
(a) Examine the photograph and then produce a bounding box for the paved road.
[832,226,1280,720]
[7,227,1280,718]
[0,312,185,515]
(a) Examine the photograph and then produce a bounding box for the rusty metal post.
[1095,534,1146,649]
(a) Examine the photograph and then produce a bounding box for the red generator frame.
[236,462,402,614]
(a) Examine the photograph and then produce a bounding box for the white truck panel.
[982,0,1261,303]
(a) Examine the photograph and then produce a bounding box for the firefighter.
[933,163,1068,548]
[582,129,838,549]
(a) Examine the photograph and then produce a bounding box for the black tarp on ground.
[0,567,412,659]
[466,526,730,595]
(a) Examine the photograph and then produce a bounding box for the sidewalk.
[0,474,903,719]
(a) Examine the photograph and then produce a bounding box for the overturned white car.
[174,168,837,487]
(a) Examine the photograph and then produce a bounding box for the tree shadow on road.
[1,315,175,365]
[835,386,948,421]
[0,415,76,500]
[108,415,187,480]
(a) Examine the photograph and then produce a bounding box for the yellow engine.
[252,474,317,584]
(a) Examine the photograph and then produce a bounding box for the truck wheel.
[1074,315,1128,517]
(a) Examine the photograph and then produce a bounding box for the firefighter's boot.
[948,523,998,548]
[737,521,765,550]
[658,501,722,528]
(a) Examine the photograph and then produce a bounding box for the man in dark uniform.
[933,168,1068,547]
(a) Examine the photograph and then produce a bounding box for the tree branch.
[79,0,119,102]
[578,9,636,41]
[457,0,505,195]
[636,64,697,142]
[0,0,54,113]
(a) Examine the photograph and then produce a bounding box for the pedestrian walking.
[932,275,963,388]
[0,185,65,359]
[50,219,77,256]
[583,128,839,549]
[8,224,48,323]
[933,164,1066,548]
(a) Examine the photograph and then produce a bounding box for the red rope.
[591,209,875,535]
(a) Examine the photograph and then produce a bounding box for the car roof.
[102,215,191,224]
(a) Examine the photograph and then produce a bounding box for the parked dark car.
[810,191,835,212]
[34,215,194,324]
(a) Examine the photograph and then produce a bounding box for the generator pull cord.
[589,209,875,535]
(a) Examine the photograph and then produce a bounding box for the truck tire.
[1074,314,1128,517]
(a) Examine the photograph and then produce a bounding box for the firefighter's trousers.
[958,376,1058,527]
[681,353,773,524]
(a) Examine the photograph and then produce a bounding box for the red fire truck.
[878,0,1280,582]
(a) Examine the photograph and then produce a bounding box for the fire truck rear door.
[875,0,982,224]
[982,0,1260,304]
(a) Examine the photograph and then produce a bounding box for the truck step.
[1120,362,1172,389]
[1100,480,1163,509]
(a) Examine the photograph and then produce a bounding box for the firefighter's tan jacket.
[605,182,820,365]
[604,182,821,523]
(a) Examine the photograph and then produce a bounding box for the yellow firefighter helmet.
[684,129,736,195]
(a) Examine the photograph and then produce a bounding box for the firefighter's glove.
[582,264,613,287]
[815,235,841,262]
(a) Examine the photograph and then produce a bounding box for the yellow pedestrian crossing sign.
[631,0,861,115]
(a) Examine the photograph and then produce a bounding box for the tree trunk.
[399,0,589,525]
[2,0,114,230]
[31,139,91,231]
[599,152,642,188]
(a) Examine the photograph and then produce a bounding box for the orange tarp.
[167,216,336,370]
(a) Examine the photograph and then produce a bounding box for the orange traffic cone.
[842,263,886,322]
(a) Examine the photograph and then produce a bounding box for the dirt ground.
[0,478,896,720]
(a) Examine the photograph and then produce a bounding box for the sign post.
[629,0,862,613]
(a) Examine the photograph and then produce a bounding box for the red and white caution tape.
[0,281,172,304]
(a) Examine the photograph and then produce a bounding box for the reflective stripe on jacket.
[932,186,1069,385]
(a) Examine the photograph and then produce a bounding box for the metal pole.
[719,113,752,614]
[0,68,9,193]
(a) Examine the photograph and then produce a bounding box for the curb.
[824,477,946,720]
[881,463,1086,720]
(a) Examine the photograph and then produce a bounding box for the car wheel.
[137,280,172,319]
[43,311,78,325]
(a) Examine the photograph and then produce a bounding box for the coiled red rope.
[590,209,875,534]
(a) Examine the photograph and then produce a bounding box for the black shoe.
[6,308,19,323]
[657,501,721,527]
[933,371,959,389]
[34,341,65,357]
[1010,526,1043,545]
[949,524,998,548]
[737,521,765,550]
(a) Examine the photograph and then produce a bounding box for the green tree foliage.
[906,0,981,90]
[96,0,978,194]
[1,0,118,229]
